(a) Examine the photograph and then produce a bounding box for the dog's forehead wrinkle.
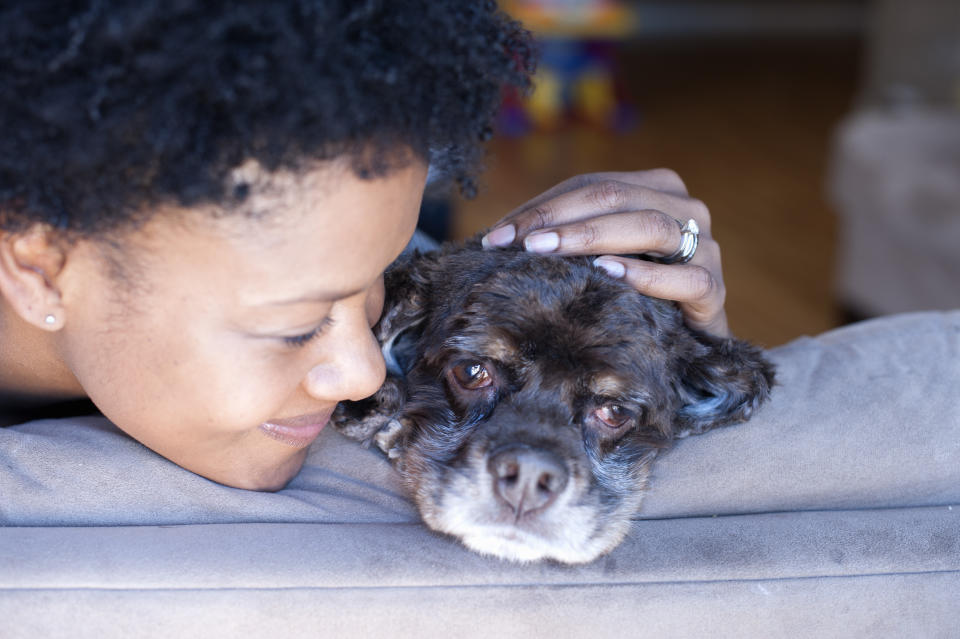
[416,248,562,325]
[440,327,517,366]
[528,348,661,403]
[446,249,631,321]
[589,372,637,399]
[496,388,575,425]
[436,288,674,391]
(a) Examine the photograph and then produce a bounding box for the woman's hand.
[482,169,729,337]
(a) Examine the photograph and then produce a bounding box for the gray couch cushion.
[0,414,416,526]
[2,310,959,637]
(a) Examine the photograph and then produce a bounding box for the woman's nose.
[302,309,386,402]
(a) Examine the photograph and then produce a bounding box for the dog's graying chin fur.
[333,238,775,564]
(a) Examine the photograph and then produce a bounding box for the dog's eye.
[451,362,493,390]
[593,403,633,429]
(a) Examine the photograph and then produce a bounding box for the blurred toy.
[502,0,636,39]
[499,0,637,133]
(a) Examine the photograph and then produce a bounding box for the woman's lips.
[259,408,335,448]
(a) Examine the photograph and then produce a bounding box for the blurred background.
[424,0,960,347]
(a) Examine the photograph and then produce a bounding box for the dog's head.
[335,240,774,563]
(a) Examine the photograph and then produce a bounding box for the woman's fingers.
[484,180,711,252]
[499,168,690,220]
[593,244,730,337]
[514,209,684,258]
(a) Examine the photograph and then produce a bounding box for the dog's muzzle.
[487,444,570,519]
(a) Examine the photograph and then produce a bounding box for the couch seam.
[3,568,960,594]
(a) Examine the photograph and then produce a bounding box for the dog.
[332,238,774,563]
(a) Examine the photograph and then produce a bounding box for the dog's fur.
[333,239,774,563]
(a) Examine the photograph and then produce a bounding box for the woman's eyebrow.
[258,287,363,306]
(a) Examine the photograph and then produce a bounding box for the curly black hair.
[0,0,533,235]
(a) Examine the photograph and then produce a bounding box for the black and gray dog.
[333,239,774,564]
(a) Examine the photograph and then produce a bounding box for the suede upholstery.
[2,310,959,637]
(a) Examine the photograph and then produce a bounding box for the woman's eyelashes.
[281,317,335,348]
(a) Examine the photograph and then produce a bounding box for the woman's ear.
[0,225,69,330]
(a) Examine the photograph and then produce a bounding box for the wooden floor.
[451,38,863,347]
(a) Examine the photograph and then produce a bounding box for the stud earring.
[44,314,56,325]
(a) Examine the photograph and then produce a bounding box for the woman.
[0,1,725,490]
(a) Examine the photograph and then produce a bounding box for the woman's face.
[57,159,426,490]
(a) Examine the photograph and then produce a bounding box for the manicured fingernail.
[524,231,559,253]
[482,225,516,248]
[594,258,625,279]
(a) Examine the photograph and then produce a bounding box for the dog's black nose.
[488,445,569,517]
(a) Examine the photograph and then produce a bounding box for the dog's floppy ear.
[672,332,775,438]
[376,251,435,376]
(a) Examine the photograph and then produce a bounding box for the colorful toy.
[498,0,638,133]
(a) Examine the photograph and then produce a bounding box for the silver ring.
[653,218,699,264]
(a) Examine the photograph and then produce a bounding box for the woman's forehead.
[102,159,426,304]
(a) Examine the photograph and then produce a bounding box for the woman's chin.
[200,447,309,492]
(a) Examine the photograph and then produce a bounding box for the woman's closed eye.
[281,317,335,348]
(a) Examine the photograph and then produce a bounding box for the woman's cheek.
[197,367,295,431]
[365,276,386,327]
